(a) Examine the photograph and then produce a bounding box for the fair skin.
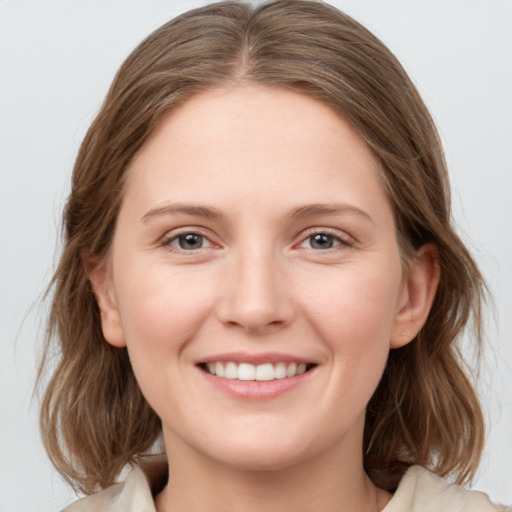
[91,86,439,512]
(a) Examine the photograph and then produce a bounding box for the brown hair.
[39,0,486,494]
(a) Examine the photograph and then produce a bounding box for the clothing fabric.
[62,456,509,511]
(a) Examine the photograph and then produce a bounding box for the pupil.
[311,233,333,249]
[179,233,203,250]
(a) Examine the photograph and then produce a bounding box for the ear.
[390,243,440,349]
[87,259,127,348]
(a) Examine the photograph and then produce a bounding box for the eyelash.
[297,228,355,251]
[160,228,354,253]
[161,229,214,252]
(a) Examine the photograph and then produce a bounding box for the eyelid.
[295,227,355,249]
[161,226,219,251]
[158,226,354,252]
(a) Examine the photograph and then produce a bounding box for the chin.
[196,429,315,473]
[213,448,304,473]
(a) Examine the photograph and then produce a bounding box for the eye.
[164,232,213,251]
[298,230,353,251]
[307,233,338,249]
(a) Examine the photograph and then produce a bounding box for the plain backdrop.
[1,1,511,510]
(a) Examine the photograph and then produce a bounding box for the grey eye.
[308,233,335,249]
[177,233,205,250]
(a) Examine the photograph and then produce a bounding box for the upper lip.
[197,352,316,366]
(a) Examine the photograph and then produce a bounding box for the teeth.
[297,363,306,375]
[215,362,225,377]
[256,363,274,381]
[286,362,297,377]
[238,363,256,381]
[204,361,312,381]
[225,362,238,379]
[274,362,287,379]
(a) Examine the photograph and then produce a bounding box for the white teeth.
[286,363,297,377]
[274,362,287,379]
[204,361,312,381]
[238,363,256,380]
[256,363,274,381]
[224,362,238,379]
[215,362,225,377]
[296,363,306,375]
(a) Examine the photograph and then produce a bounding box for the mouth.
[198,361,317,381]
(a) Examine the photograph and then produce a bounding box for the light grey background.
[1,1,511,510]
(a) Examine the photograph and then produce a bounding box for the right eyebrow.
[140,202,225,224]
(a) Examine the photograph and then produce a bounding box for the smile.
[199,361,316,381]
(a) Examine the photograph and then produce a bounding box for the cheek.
[307,263,402,417]
[112,266,218,413]
[114,265,215,357]
[301,260,402,353]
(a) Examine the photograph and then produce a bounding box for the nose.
[216,245,295,335]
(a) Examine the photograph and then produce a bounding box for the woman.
[38,0,507,510]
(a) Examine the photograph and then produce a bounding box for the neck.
[155,432,391,512]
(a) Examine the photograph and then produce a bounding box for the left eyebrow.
[140,202,225,224]
[289,203,374,224]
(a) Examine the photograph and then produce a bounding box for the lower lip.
[198,366,315,399]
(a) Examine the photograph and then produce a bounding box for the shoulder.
[384,465,510,512]
[61,455,167,512]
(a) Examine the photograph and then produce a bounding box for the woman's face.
[95,86,427,472]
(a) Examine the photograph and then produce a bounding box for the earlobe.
[87,260,127,348]
[390,243,440,349]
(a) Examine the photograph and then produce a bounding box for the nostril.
[222,317,288,335]
[215,272,295,333]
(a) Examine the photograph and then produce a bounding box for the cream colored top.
[63,457,509,512]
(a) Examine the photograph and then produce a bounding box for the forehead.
[123,85,390,220]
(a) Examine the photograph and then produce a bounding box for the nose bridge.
[217,240,293,333]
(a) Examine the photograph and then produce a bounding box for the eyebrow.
[140,201,373,224]
[289,203,373,223]
[141,202,225,224]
